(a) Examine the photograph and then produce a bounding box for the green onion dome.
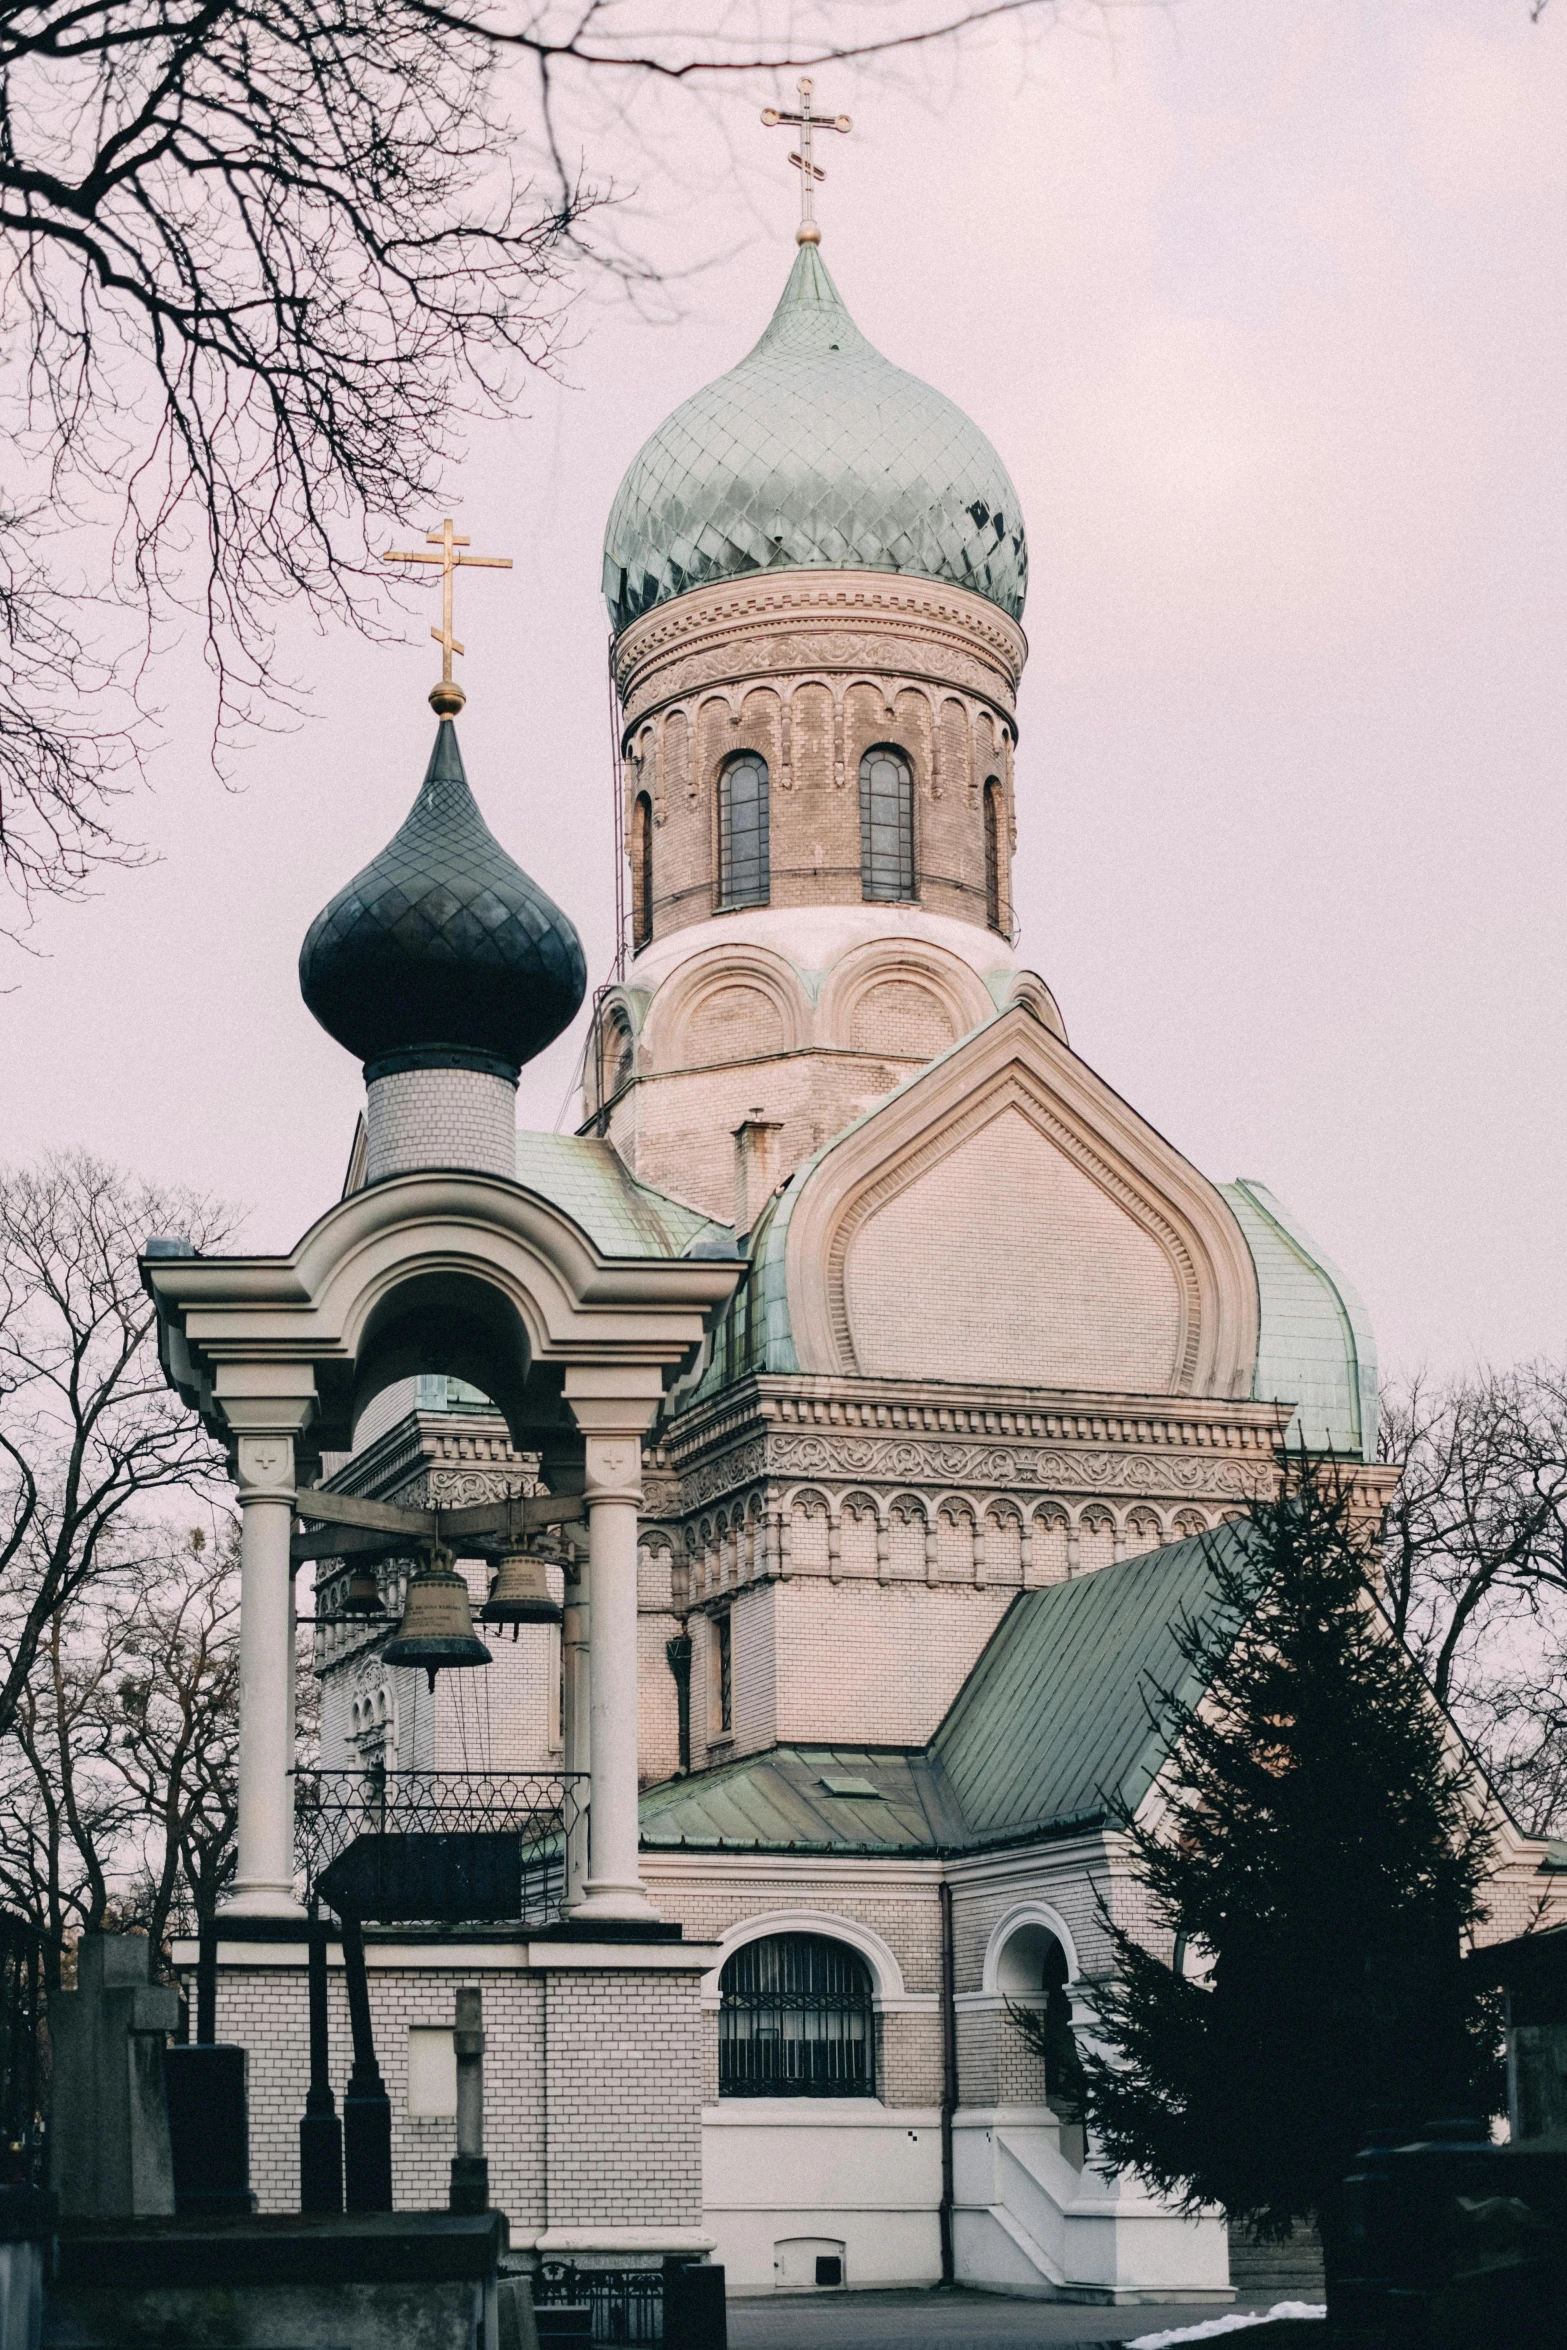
[603,245,1027,636]
[299,719,586,1083]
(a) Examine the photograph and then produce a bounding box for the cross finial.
[761,78,852,247]
[382,517,514,716]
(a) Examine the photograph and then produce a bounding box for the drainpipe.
[939,1879,957,2286]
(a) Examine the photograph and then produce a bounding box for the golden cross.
[382,517,513,716]
[761,78,852,247]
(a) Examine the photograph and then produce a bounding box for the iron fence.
[535,2262,663,2345]
[292,1770,585,1927]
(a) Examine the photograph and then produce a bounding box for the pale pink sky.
[5,0,1565,1379]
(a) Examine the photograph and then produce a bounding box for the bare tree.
[0,1596,141,1981]
[1379,1364,1567,1833]
[100,1524,241,1953]
[0,1149,231,1744]
[0,0,1068,929]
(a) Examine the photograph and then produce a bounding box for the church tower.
[584,226,1386,1784]
[587,241,1056,1228]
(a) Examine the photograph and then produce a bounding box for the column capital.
[579,1433,645,1506]
[234,1433,300,1503]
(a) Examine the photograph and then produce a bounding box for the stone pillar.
[565,1369,661,1923]
[562,1549,591,1909]
[226,1426,309,1919]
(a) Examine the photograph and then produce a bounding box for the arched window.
[719,754,770,910]
[630,793,653,951]
[983,776,1005,934]
[719,1933,875,2098]
[859,746,915,902]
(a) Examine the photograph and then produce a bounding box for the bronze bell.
[337,1563,385,1617]
[383,1548,491,1690]
[479,1549,562,1637]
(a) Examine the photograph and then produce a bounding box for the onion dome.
[299,719,586,1082]
[602,244,1027,636]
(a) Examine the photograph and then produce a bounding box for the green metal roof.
[1223,1180,1378,1463]
[640,1529,1246,1856]
[932,1529,1240,1843]
[602,244,1027,634]
[513,1131,733,1261]
[640,1745,960,1856]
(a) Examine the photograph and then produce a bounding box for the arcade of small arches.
[644,1487,1230,1604]
[588,933,1009,1118]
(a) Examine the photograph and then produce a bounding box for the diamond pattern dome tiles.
[602,245,1028,634]
[299,720,587,1079]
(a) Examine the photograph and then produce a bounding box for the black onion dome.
[299,720,587,1082]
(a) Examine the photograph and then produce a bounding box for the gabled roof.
[639,1528,1247,1858]
[932,1528,1239,1844]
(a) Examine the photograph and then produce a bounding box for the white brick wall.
[200,1954,704,2231]
[365,1067,518,1180]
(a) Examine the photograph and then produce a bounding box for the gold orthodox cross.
[382,517,513,716]
[762,78,852,247]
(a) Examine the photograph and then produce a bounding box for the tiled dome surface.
[603,246,1027,634]
[299,720,586,1076]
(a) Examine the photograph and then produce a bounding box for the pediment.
[782,1007,1259,1399]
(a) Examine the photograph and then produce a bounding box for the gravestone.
[48,1936,177,2219]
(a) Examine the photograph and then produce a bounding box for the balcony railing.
[292,1770,585,1928]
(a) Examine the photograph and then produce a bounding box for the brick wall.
[544,1971,704,2226]
[365,1066,518,1180]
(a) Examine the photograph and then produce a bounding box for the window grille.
[983,776,1004,933]
[719,1933,876,2098]
[631,794,653,949]
[716,1610,732,1733]
[859,747,915,902]
[719,755,770,909]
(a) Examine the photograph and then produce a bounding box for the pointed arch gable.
[782,1007,1258,1400]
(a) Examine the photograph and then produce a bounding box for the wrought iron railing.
[292,1770,585,1928]
[535,2262,663,2345]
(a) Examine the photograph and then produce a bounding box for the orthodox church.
[149,205,1556,2307]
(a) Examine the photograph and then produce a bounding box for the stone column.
[565,1369,661,1923]
[561,1549,591,1908]
[226,1428,309,1919]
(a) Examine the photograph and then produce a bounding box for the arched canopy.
[143,1165,742,1464]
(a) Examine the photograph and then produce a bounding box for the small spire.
[382,517,513,715]
[761,77,852,246]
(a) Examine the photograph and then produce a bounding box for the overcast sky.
[4,0,1564,1383]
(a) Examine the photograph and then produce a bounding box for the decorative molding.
[780,1007,1261,1402]
[822,1068,1203,1387]
[614,571,1027,734]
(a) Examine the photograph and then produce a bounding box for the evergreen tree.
[1073,1459,1502,2258]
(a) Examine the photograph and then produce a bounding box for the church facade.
[155,230,1558,2306]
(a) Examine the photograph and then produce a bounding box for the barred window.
[719,755,770,909]
[716,1609,732,1734]
[719,1933,876,2099]
[859,746,915,902]
[983,776,1005,933]
[631,793,653,950]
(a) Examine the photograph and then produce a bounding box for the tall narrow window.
[719,755,770,909]
[983,776,1005,933]
[631,793,653,950]
[715,1609,733,1734]
[719,1935,876,2099]
[859,746,915,902]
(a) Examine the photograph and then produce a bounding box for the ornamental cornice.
[759,1431,1267,1503]
[660,1375,1289,1474]
[615,573,1024,731]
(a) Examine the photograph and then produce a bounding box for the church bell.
[383,1548,492,1690]
[479,1548,562,1636]
[336,1563,385,1617]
